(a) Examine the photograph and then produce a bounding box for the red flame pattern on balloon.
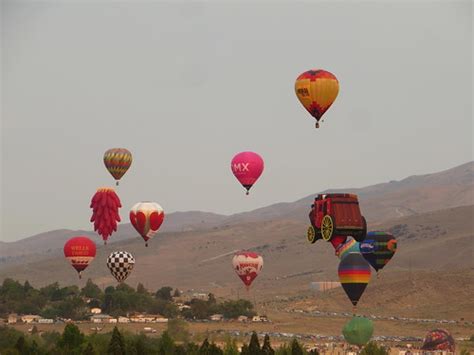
[90,187,121,244]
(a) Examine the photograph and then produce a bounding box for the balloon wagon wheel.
[307,225,317,244]
[321,215,334,241]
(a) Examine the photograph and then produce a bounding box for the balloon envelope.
[232,251,263,288]
[295,69,339,127]
[107,251,135,283]
[130,202,165,246]
[338,252,371,306]
[343,316,374,346]
[360,232,397,272]
[231,152,264,194]
[64,236,96,278]
[336,237,360,260]
[103,148,132,183]
[421,329,455,352]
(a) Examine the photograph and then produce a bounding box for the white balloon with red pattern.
[232,251,263,289]
[130,202,165,246]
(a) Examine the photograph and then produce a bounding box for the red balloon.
[231,152,264,195]
[64,236,97,278]
[130,202,165,247]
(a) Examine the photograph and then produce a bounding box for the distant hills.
[1,161,472,263]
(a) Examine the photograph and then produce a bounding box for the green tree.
[57,324,85,354]
[223,336,239,355]
[134,335,146,355]
[84,342,96,355]
[173,289,181,298]
[107,327,126,355]
[261,334,274,355]
[158,331,175,355]
[167,318,190,342]
[155,286,173,301]
[290,339,304,355]
[136,283,147,294]
[81,279,103,299]
[360,341,388,355]
[15,336,27,355]
[240,344,250,355]
[248,332,261,355]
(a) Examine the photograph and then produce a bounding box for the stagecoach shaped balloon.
[130,202,165,247]
[232,251,264,289]
[64,236,96,279]
[107,251,135,283]
[231,151,264,195]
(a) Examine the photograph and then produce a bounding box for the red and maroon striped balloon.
[64,236,96,278]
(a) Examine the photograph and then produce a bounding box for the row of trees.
[0,323,317,355]
[0,278,255,321]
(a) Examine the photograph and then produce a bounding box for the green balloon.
[342,316,374,346]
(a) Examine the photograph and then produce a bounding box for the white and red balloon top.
[130,202,165,246]
[232,251,264,288]
[231,151,264,195]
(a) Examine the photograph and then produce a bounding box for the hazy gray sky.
[1,1,472,242]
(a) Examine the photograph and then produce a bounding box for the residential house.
[210,314,224,322]
[8,314,18,324]
[237,315,248,322]
[118,316,130,323]
[21,315,40,324]
[38,318,54,324]
[90,314,114,323]
[90,308,102,314]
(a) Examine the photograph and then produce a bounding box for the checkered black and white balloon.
[106,251,135,282]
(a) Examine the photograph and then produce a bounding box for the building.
[38,318,54,324]
[237,315,248,322]
[155,317,169,323]
[90,314,114,323]
[118,316,130,323]
[8,314,18,324]
[21,315,40,324]
[90,308,102,314]
[309,281,341,292]
[252,315,269,322]
[210,314,224,321]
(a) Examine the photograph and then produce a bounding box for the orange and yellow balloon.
[295,69,339,128]
[103,148,132,185]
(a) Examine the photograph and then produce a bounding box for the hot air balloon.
[421,329,455,353]
[338,252,371,309]
[103,148,132,185]
[295,69,339,128]
[130,202,165,247]
[232,251,263,290]
[342,316,374,347]
[336,237,360,260]
[90,187,122,244]
[231,151,264,195]
[64,236,96,279]
[106,251,135,283]
[360,232,397,274]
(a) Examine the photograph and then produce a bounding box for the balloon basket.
[116,181,119,186]
[315,122,320,128]
[145,242,148,247]
[78,272,82,279]
[376,272,380,279]
[246,191,249,196]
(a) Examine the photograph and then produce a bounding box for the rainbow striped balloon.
[338,252,371,306]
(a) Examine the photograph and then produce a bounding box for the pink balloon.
[231,151,264,195]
